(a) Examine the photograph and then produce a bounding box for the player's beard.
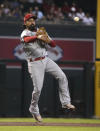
[28,24,36,31]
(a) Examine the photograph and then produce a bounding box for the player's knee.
[33,88,41,95]
[59,72,67,81]
[62,74,67,82]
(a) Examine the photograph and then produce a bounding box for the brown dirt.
[0,122,100,127]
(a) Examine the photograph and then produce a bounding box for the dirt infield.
[0,122,100,127]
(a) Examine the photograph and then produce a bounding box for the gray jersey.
[21,29,48,59]
[21,29,72,118]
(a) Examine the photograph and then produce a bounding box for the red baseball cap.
[24,13,37,23]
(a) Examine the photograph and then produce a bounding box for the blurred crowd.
[0,0,95,25]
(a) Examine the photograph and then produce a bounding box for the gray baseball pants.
[28,57,71,115]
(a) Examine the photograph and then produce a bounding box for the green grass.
[0,126,100,131]
[0,118,100,123]
[0,118,100,131]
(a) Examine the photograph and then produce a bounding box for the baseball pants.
[28,57,71,115]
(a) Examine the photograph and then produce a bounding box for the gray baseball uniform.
[21,28,71,116]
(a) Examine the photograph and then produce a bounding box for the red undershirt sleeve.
[24,36,37,43]
[49,40,56,47]
[24,36,56,47]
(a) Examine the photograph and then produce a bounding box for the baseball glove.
[36,27,51,44]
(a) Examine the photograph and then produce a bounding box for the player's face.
[25,18,36,31]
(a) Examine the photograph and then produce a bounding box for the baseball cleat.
[32,114,43,122]
[62,104,75,110]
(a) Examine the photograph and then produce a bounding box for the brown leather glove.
[36,27,51,44]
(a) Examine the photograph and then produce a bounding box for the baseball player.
[21,13,75,122]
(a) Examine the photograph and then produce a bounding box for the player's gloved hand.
[37,34,51,44]
[36,27,51,44]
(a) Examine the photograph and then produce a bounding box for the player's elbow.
[50,40,56,47]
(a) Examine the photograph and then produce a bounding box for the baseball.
[74,17,79,22]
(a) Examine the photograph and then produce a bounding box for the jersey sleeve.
[47,35,56,47]
[24,36,37,43]
[21,29,37,42]
[21,30,30,42]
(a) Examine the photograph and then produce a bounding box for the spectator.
[82,13,94,25]
[12,7,22,17]
[2,5,11,16]
[54,7,65,21]
[28,0,43,4]
[28,0,42,9]
[0,0,96,25]
[19,0,30,14]
[68,2,78,19]
[2,0,10,7]
[43,2,51,15]
[46,6,65,23]
[35,0,44,10]
[36,0,43,4]
[29,7,33,14]
[62,1,70,17]
[76,8,85,21]
[46,13,54,21]
[10,0,20,9]
[33,6,44,20]
[49,3,58,16]
[68,11,76,19]
[70,2,78,13]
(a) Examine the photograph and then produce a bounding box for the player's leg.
[28,61,45,121]
[45,57,75,110]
